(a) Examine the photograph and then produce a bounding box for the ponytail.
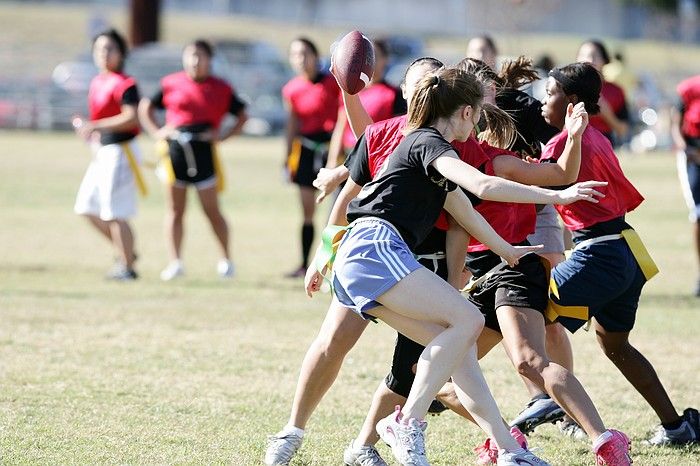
[498,56,539,89]
[478,103,517,149]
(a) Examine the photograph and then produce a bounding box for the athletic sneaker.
[160,260,184,281]
[594,430,631,466]
[217,259,235,278]
[343,440,388,466]
[559,419,588,441]
[264,431,303,465]
[510,394,565,434]
[427,399,448,415]
[496,448,550,465]
[474,426,528,465]
[644,407,700,446]
[106,266,138,281]
[376,406,429,466]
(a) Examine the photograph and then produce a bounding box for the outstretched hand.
[558,180,608,205]
[565,102,588,139]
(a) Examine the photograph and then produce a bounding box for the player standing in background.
[672,74,700,296]
[282,37,340,278]
[576,40,630,147]
[73,28,143,281]
[466,35,499,71]
[139,39,248,281]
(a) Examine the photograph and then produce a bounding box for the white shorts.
[527,204,565,254]
[74,140,140,221]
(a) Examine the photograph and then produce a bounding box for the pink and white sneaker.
[474,426,528,465]
[594,430,632,466]
[376,405,429,466]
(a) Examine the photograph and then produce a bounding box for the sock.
[592,430,613,453]
[662,417,684,431]
[301,223,314,268]
[281,424,304,438]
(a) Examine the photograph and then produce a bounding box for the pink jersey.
[282,73,339,135]
[160,71,233,128]
[541,126,643,230]
[88,71,139,137]
[677,75,700,138]
[589,81,626,136]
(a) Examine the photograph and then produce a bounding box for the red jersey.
[88,71,139,137]
[160,71,233,129]
[589,80,626,136]
[282,73,339,135]
[365,115,408,177]
[341,82,403,149]
[541,126,643,230]
[677,75,700,138]
[466,143,537,252]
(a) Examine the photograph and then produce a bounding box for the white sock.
[592,430,613,453]
[281,424,304,438]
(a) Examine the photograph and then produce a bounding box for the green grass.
[1,130,699,465]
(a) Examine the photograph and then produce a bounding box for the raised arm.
[327,107,348,169]
[342,91,374,138]
[492,102,587,186]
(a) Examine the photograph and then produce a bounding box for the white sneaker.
[343,440,388,466]
[264,430,303,465]
[497,448,550,466]
[376,406,429,466]
[160,260,184,281]
[217,259,235,278]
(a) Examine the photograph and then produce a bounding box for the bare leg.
[196,185,230,259]
[594,320,680,424]
[108,219,135,270]
[498,306,605,439]
[84,214,113,243]
[164,185,187,261]
[287,299,369,429]
[355,382,406,446]
[371,268,520,451]
[694,222,700,295]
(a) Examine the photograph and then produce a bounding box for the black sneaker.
[510,394,565,434]
[645,407,700,446]
[107,267,138,281]
[427,399,448,415]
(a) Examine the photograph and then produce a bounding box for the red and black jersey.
[152,71,245,129]
[677,75,700,140]
[282,72,339,135]
[340,81,405,149]
[541,126,643,231]
[589,80,628,137]
[88,71,140,144]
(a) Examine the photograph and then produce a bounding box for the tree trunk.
[129,0,161,47]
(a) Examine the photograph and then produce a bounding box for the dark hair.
[549,62,601,115]
[405,67,483,132]
[580,40,610,65]
[191,39,214,57]
[373,39,389,58]
[292,37,318,57]
[470,35,498,55]
[401,57,444,87]
[92,28,128,70]
[535,54,554,73]
[454,56,538,90]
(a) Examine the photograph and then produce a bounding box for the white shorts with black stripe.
[332,217,422,319]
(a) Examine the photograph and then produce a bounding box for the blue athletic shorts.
[332,217,422,319]
[551,238,646,333]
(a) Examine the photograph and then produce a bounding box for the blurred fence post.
[129,0,161,46]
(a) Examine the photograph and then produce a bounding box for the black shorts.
[290,133,330,187]
[467,253,549,333]
[168,139,216,186]
[384,254,447,398]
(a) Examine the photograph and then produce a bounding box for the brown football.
[331,31,375,95]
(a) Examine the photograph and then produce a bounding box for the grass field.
[1,130,699,465]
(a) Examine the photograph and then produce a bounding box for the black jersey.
[347,127,458,249]
[496,88,559,158]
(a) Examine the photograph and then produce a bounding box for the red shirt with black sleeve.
[677,75,700,141]
[88,71,140,144]
[340,81,405,149]
[282,73,339,136]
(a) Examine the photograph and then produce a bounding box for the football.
[331,31,375,95]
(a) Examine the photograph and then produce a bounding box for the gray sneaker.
[497,448,550,466]
[376,407,429,466]
[343,440,388,466]
[645,407,700,446]
[510,395,565,434]
[264,431,303,465]
[559,419,588,441]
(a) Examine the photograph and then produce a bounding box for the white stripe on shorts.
[372,225,410,280]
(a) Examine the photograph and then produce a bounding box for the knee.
[457,306,484,341]
[314,330,355,360]
[512,352,547,380]
[598,338,630,363]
